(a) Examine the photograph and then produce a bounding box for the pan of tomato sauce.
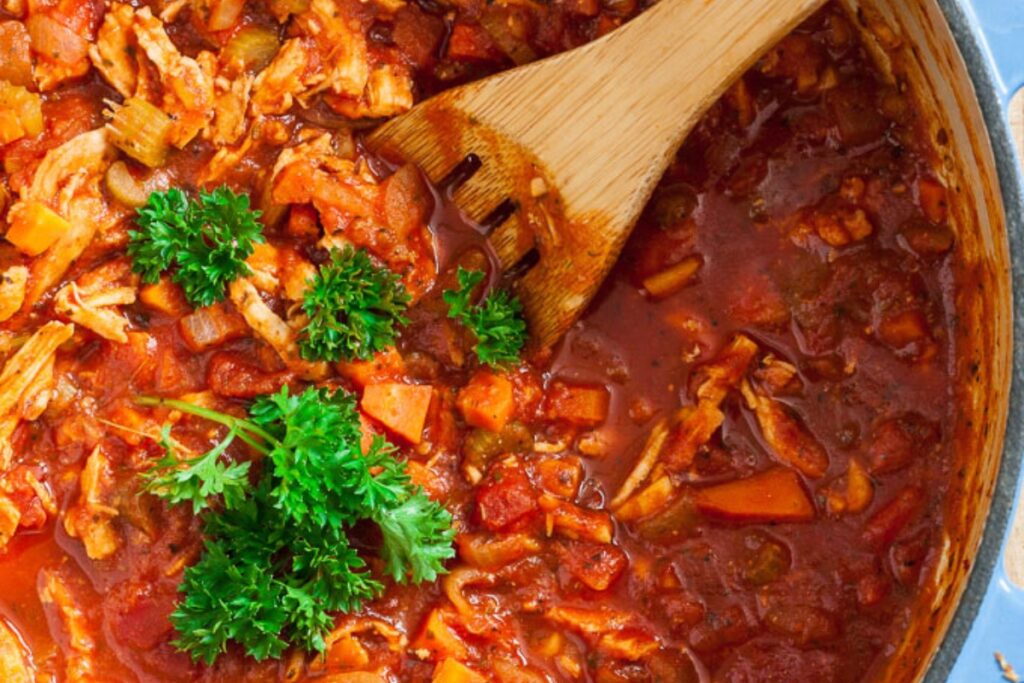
[0,0,1022,682]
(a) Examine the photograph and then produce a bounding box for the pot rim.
[926,0,1024,679]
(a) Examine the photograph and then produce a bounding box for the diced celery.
[222,25,280,73]
[106,97,173,168]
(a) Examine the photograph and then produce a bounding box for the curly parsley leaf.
[141,425,251,514]
[443,267,527,367]
[136,386,454,665]
[172,487,382,665]
[299,247,410,363]
[375,490,458,584]
[128,186,265,308]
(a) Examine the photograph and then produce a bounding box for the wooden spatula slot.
[370,0,827,349]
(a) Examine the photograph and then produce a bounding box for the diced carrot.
[361,382,433,444]
[358,412,379,454]
[337,347,406,388]
[445,24,500,62]
[695,467,815,523]
[917,177,948,224]
[862,486,923,549]
[406,459,448,501]
[285,204,320,237]
[456,370,515,432]
[324,633,369,669]
[535,457,583,498]
[0,111,25,145]
[543,381,610,428]
[433,658,486,683]
[139,278,189,316]
[5,202,68,256]
[0,81,42,144]
[845,458,873,513]
[642,255,702,299]
[246,241,280,279]
[412,608,469,661]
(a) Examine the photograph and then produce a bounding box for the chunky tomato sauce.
[0,0,964,682]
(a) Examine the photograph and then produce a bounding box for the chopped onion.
[0,21,34,87]
[642,255,703,299]
[179,304,248,352]
[267,0,311,21]
[205,0,245,31]
[104,161,150,208]
[0,81,43,144]
[26,14,88,65]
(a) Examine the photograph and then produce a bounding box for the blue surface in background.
[947,0,1024,680]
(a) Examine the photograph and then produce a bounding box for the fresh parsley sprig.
[136,387,455,664]
[128,187,265,307]
[299,247,411,362]
[443,267,527,367]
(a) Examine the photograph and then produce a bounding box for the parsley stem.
[135,396,277,455]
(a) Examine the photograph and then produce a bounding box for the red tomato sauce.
[0,1,965,682]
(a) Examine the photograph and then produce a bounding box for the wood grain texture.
[371,0,826,349]
[1007,91,1024,586]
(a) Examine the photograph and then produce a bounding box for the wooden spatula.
[369,0,826,350]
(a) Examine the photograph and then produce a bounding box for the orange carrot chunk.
[338,347,406,389]
[412,608,469,661]
[433,658,486,683]
[543,380,610,427]
[361,382,433,444]
[139,277,189,316]
[5,202,68,256]
[456,370,515,432]
[917,177,948,224]
[695,467,815,523]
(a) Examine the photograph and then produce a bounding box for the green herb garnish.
[138,387,455,665]
[443,267,527,367]
[299,247,411,362]
[128,186,264,307]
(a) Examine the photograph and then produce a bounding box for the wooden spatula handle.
[454,0,826,224]
[370,0,828,348]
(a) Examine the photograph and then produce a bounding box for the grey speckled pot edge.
[925,0,1024,680]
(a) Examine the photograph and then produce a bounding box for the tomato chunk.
[862,487,923,550]
[475,463,537,531]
